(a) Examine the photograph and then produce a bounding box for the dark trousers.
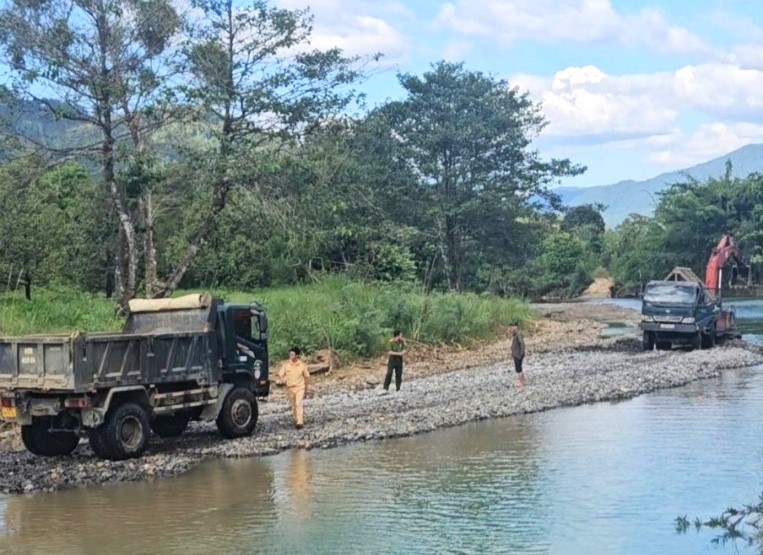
[384,356,403,391]
[513,357,524,373]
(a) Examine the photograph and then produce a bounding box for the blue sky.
[276,0,763,187]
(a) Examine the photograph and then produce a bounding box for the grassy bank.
[0,278,532,359]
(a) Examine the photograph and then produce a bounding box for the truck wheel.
[98,402,151,460]
[691,332,702,351]
[642,331,655,351]
[151,413,190,438]
[216,387,258,439]
[21,419,79,457]
[87,428,110,459]
[701,327,716,349]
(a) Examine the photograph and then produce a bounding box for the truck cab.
[218,302,269,397]
[639,280,720,350]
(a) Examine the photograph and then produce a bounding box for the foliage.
[0,0,182,307]
[0,278,533,361]
[0,158,113,293]
[563,203,606,255]
[0,288,123,335]
[158,0,367,296]
[369,61,584,291]
[676,493,763,551]
[221,276,533,359]
[607,172,763,290]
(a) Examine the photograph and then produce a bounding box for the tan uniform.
[279,360,310,425]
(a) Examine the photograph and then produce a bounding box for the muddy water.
[1,302,763,555]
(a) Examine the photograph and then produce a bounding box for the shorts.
[513,357,524,373]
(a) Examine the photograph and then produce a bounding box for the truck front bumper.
[640,322,700,334]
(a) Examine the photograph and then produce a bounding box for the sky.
[274,0,763,188]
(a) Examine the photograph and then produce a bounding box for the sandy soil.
[295,299,641,397]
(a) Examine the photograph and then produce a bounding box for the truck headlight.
[642,315,654,322]
[682,317,695,324]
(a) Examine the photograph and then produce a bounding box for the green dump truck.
[0,294,269,460]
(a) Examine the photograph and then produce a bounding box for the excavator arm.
[704,235,747,296]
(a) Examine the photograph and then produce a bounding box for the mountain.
[559,144,763,228]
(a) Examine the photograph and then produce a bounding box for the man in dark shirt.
[381,329,406,394]
[510,322,526,388]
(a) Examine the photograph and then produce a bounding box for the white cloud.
[674,64,763,119]
[434,0,712,55]
[274,0,411,63]
[511,66,677,140]
[512,62,763,142]
[647,123,763,167]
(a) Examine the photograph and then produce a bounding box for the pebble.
[0,335,759,494]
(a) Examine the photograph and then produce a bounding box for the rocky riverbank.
[0,323,760,495]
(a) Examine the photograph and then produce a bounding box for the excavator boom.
[704,235,746,296]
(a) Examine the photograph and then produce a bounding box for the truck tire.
[691,331,702,351]
[701,327,716,349]
[21,419,79,457]
[87,428,110,459]
[151,413,190,438]
[97,402,151,460]
[642,331,655,351]
[216,387,258,439]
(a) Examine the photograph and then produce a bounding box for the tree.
[0,0,181,308]
[0,158,111,293]
[373,61,584,290]
[154,0,365,297]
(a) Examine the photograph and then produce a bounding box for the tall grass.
[1,277,533,359]
[0,287,123,336]
[210,277,532,359]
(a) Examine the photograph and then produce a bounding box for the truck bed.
[0,331,219,393]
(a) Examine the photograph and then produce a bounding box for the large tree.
[0,0,181,309]
[154,0,364,296]
[373,62,584,290]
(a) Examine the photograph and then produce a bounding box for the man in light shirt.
[278,346,311,429]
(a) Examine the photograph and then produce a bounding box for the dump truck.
[639,275,730,350]
[640,235,746,351]
[0,294,269,460]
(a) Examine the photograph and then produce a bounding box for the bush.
[1,277,533,361]
[0,287,123,335]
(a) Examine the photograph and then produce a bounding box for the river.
[1,300,763,555]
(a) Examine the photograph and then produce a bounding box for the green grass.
[0,287,123,336]
[0,277,533,359]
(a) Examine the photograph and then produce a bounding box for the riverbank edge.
[1,333,760,495]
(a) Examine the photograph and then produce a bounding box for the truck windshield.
[643,284,697,304]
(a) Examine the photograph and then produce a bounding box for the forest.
[1,0,762,356]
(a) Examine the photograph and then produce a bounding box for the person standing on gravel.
[381,330,406,394]
[278,347,310,429]
[510,322,526,388]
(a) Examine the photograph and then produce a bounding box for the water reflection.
[0,458,276,555]
[285,449,313,520]
[2,300,763,554]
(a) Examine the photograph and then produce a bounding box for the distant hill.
[559,144,763,228]
[0,97,88,151]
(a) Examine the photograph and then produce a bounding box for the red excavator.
[639,235,747,350]
[704,235,750,296]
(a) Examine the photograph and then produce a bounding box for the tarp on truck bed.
[128,293,212,314]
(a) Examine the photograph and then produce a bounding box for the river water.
[2,301,763,555]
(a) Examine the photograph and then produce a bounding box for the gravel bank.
[0,336,760,494]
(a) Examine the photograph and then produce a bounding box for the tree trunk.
[153,176,233,298]
[96,11,137,311]
[444,215,462,291]
[141,192,159,297]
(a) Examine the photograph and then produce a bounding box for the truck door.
[225,306,268,387]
